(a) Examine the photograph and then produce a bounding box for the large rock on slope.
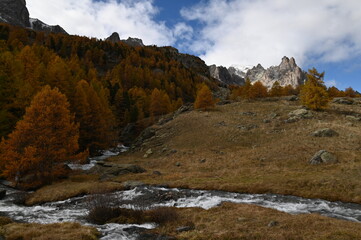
[246,56,306,88]
[0,0,67,34]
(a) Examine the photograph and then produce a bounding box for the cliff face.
[246,56,306,88]
[209,65,245,86]
[0,0,67,34]
[0,0,30,28]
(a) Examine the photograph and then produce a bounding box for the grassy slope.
[110,99,361,204]
[0,217,99,240]
[155,203,361,240]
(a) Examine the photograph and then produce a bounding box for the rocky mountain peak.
[0,0,67,34]
[105,32,144,47]
[246,56,306,88]
[0,0,30,28]
[106,32,121,43]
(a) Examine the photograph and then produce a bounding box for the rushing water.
[0,147,361,239]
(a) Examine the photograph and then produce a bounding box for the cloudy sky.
[27,0,361,91]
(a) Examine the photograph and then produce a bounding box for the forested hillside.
[0,23,216,153]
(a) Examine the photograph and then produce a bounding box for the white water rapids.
[0,147,360,239]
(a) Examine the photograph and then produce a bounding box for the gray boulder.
[311,128,339,137]
[309,150,338,164]
[122,181,145,189]
[332,98,354,105]
[288,109,313,119]
[346,115,361,121]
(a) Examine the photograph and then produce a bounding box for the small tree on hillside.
[300,68,329,110]
[269,81,283,97]
[248,81,268,99]
[194,84,215,110]
[0,86,86,188]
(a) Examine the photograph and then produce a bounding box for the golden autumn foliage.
[248,81,268,99]
[194,84,215,110]
[73,80,116,154]
[0,86,86,188]
[150,88,171,116]
[300,68,330,110]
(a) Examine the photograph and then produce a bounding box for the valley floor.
[17,98,361,239]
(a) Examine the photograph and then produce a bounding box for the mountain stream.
[1,148,360,239]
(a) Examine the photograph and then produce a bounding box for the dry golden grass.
[26,174,124,205]
[153,202,361,240]
[110,99,361,203]
[0,222,99,240]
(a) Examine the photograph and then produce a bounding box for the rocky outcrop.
[246,56,306,88]
[0,0,30,28]
[30,18,67,34]
[209,65,245,85]
[106,32,121,43]
[105,32,144,47]
[311,128,339,137]
[0,0,67,34]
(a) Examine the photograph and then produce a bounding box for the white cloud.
[325,79,337,87]
[27,0,175,46]
[180,0,361,68]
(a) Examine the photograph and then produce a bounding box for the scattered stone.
[170,149,177,154]
[143,148,153,158]
[285,116,299,123]
[237,217,247,222]
[288,109,313,119]
[153,171,162,176]
[309,150,338,165]
[199,158,206,163]
[122,181,145,189]
[217,100,232,105]
[89,163,146,176]
[346,115,361,121]
[268,221,279,227]
[217,121,227,126]
[283,95,298,101]
[269,113,279,119]
[158,115,174,125]
[0,190,6,200]
[175,162,181,167]
[311,128,339,137]
[241,111,257,116]
[333,97,354,105]
[176,225,195,233]
[237,124,259,130]
[263,119,271,123]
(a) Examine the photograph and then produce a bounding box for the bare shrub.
[148,207,179,225]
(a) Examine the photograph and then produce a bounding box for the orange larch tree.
[194,84,215,110]
[0,86,85,188]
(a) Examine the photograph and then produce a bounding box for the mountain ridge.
[0,0,67,34]
[209,56,306,88]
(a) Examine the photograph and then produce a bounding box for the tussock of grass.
[26,176,124,205]
[0,222,99,240]
[153,203,361,240]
